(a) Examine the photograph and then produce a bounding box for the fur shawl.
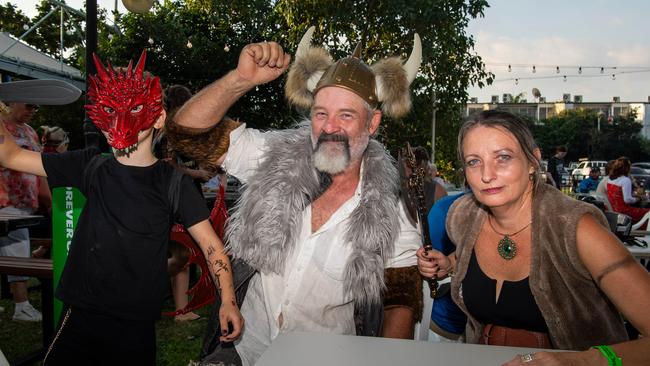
[446,183,628,350]
[226,123,400,308]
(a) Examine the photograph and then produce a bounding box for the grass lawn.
[0,278,213,366]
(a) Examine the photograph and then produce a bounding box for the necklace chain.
[488,216,532,237]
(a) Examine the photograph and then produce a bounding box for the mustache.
[317,133,348,144]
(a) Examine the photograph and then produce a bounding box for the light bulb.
[508,64,511,72]
[532,65,536,73]
[186,41,193,49]
[578,66,582,74]
[556,66,560,74]
[224,44,230,52]
[148,37,154,45]
[515,78,519,85]
[108,34,114,40]
[23,24,29,31]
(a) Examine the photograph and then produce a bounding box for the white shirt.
[596,176,610,195]
[224,125,420,365]
[608,176,638,204]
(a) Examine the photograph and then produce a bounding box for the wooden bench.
[0,256,53,366]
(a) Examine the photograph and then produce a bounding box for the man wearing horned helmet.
[167,27,423,365]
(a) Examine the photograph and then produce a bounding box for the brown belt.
[479,324,552,349]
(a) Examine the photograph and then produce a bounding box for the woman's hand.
[416,247,453,279]
[219,298,244,343]
[501,349,605,366]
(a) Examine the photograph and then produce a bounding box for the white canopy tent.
[0,32,84,90]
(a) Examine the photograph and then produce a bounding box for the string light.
[23,24,29,31]
[612,74,616,80]
[107,33,113,40]
[148,37,154,45]
[563,75,567,82]
[532,65,536,73]
[556,66,560,74]
[224,44,230,52]
[515,78,519,85]
[508,64,511,72]
[186,40,192,49]
[601,67,604,74]
[578,66,582,74]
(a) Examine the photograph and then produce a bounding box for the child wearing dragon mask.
[0,50,243,365]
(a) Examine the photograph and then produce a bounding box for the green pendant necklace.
[488,216,532,260]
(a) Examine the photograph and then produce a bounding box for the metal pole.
[83,0,101,149]
[60,5,64,71]
[430,91,437,161]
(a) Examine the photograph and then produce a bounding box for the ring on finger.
[520,353,534,363]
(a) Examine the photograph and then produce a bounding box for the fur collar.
[226,122,400,307]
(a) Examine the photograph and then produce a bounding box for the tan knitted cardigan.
[446,183,628,350]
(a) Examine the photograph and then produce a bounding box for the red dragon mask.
[85,50,163,152]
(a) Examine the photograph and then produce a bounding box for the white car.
[571,160,607,182]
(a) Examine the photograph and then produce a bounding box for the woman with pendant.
[417,110,650,365]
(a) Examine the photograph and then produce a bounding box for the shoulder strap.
[83,154,110,195]
[168,165,185,222]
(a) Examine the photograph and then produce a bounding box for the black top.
[463,250,548,333]
[42,148,210,320]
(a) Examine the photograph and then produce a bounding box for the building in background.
[465,95,650,139]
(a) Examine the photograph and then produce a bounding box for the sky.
[12,1,650,103]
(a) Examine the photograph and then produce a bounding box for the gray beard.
[312,141,350,175]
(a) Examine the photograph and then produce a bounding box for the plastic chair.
[413,278,436,341]
[632,210,650,231]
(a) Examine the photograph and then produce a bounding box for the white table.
[256,331,552,366]
[628,245,650,259]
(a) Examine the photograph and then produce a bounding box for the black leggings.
[43,307,156,366]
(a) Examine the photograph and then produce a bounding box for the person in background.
[596,160,614,196]
[31,126,69,258]
[428,162,446,186]
[412,146,447,213]
[577,167,600,193]
[155,84,214,321]
[607,157,650,225]
[547,145,567,189]
[418,110,650,365]
[0,102,47,322]
[426,192,467,342]
[40,126,69,154]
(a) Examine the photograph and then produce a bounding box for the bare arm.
[175,42,291,130]
[0,121,46,177]
[504,214,650,365]
[187,219,244,341]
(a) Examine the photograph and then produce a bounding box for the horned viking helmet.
[285,26,422,119]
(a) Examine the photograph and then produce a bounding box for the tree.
[532,109,650,163]
[100,0,492,157]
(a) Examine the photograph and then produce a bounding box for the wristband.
[592,345,622,366]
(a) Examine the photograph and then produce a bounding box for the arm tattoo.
[206,245,215,257]
[214,259,229,273]
[595,256,636,286]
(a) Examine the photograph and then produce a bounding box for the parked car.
[632,162,650,175]
[630,167,650,190]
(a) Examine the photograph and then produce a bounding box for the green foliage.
[2,1,491,155]
[532,108,650,162]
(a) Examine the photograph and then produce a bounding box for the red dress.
[607,183,649,223]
